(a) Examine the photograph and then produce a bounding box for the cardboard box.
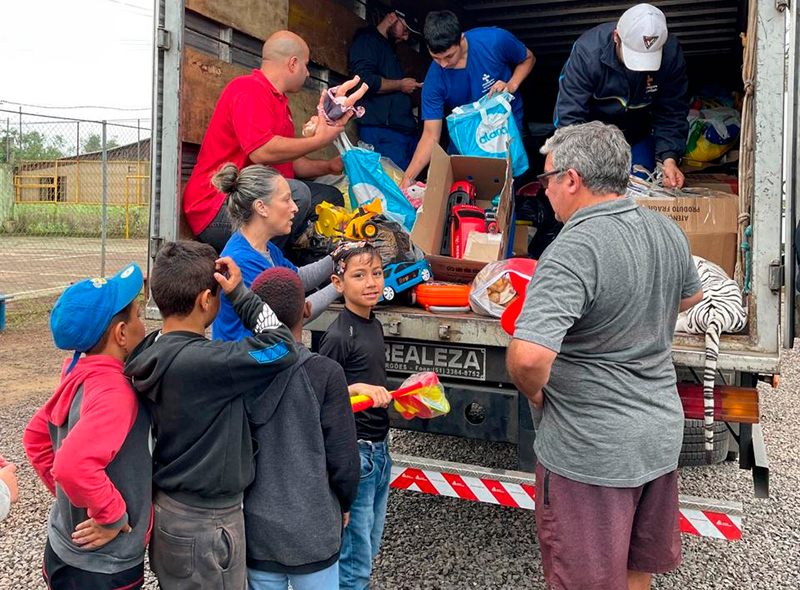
[685,173,739,195]
[464,232,503,263]
[635,188,739,277]
[512,222,534,256]
[411,143,514,283]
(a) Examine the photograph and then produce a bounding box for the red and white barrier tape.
[391,466,536,509]
[679,509,742,540]
[390,464,742,541]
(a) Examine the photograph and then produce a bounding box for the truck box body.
[148,0,798,492]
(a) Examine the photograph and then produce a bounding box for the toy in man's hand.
[302,76,369,137]
[351,372,450,419]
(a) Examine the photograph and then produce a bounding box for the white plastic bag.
[334,134,417,231]
[469,258,538,318]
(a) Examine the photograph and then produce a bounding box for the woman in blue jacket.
[211,163,338,341]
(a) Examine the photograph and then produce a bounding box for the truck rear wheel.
[678,419,729,467]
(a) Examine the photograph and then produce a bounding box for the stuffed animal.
[676,256,747,462]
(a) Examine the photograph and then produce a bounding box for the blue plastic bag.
[446,92,529,177]
[337,135,417,232]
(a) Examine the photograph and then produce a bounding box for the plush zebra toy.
[675,256,748,463]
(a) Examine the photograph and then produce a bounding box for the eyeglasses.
[537,169,566,188]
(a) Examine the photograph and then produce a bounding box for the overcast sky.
[1,0,153,132]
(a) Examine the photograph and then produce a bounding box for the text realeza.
[385,343,483,372]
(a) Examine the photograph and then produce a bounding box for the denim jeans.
[357,126,417,171]
[246,562,338,590]
[338,438,392,590]
[631,136,656,179]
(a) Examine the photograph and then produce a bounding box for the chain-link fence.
[0,109,151,327]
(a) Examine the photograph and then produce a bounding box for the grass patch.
[3,294,60,331]
[1,203,149,238]
[3,293,153,332]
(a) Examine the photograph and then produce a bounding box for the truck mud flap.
[389,454,744,541]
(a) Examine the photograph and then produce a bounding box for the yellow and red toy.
[350,372,449,420]
[314,199,382,240]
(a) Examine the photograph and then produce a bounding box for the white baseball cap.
[617,4,668,72]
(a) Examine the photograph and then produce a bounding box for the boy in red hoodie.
[24,263,151,590]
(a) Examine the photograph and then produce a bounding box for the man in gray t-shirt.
[507,121,702,590]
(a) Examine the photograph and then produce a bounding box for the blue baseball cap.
[50,263,144,354]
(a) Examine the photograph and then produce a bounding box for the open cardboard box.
[411,143,514,283]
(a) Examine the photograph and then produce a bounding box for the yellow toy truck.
[315,198,382,240]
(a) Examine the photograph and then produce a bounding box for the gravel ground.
[1,315,798,589]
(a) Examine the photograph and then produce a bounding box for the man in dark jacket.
[348,5,423,170]
[124,241,297,590]
[554,3,689,188]
[244,267,360,590]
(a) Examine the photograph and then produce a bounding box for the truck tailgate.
[306,304,780,373]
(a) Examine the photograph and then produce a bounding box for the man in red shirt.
[184,30,350,254]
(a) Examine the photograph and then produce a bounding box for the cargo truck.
[147,0,799,539]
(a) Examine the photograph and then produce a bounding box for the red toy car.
[450,205,486,259]
[441,181,477,255]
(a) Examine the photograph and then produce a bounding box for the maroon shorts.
[535,462,681,589]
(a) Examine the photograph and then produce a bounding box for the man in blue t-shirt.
[400,10,535,189]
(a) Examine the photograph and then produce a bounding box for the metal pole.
[781,0,799,346]
[76,121,80,203]
[137,119,142,205]
[18,107,21,140]
[5,118,9,163]
[101,120,108,277]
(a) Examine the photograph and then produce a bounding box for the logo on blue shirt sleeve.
[248,342,290,364]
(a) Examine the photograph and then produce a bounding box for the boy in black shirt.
[319,242,393,590]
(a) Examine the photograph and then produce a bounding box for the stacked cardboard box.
[630,178,739,277]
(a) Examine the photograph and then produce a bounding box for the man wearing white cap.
[553,4,689,188]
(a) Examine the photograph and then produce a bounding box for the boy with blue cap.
[23,263,151,590]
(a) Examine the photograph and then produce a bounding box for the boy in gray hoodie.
[244,266,360,590]
[24,263,150,589]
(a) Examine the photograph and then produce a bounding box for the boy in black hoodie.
[124,241,296,590]
[244,266,359,590]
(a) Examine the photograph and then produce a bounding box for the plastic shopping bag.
[335,135,417,232]
[446,92,529,177]
[469,258,537,318]
[685,107,741,165]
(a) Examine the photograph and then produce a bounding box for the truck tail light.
[677,384,760,424]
